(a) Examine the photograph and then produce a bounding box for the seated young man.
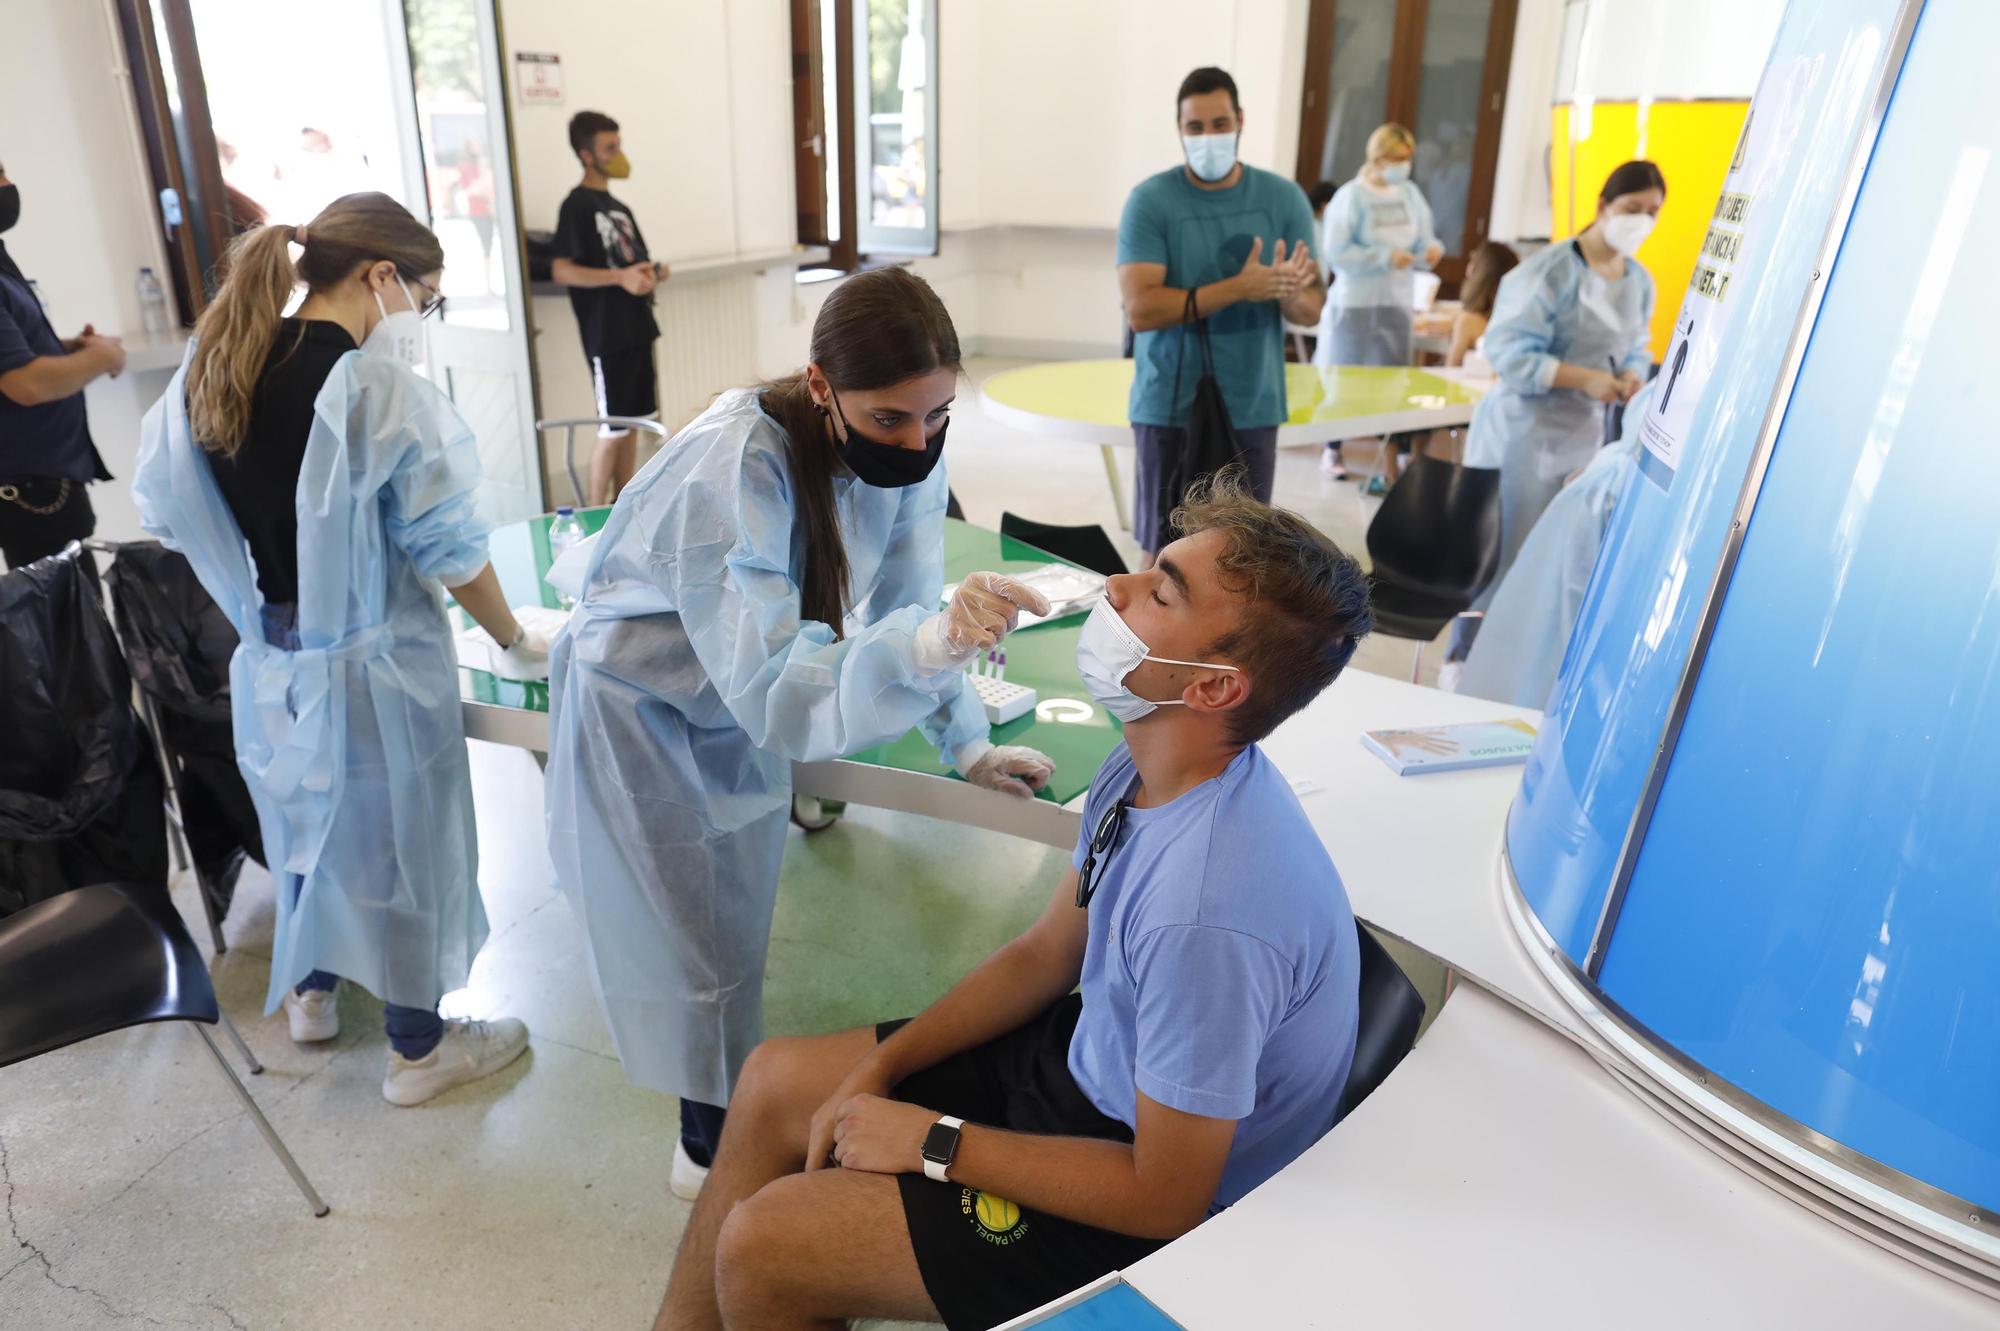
[654,477,1375,1331]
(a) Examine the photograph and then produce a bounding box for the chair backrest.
[1333,924,1427,1124]
[105,541,240,722]
[999,512,1129,578]
[0,882,217,1070]
[1364,454,1502,602]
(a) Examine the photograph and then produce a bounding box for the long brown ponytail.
[762,266,961,635]
[187,191,443,456]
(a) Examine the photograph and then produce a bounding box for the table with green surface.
[980,360,1487,530]
[457,512,1118,848]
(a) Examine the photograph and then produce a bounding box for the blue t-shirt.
[1066,742,1360,1211]
[0,267,97,483]
[1117,164,1317,430]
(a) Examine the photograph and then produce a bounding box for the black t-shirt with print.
[555,185,659,357]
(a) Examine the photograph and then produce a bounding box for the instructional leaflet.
[1361,718,1538,776]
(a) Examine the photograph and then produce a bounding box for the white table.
[1115,983,2000,1330]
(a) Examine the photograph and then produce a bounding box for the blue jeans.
[295,972,445,1060]
[266,603,446,1062]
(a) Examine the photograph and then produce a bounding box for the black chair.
[1363,454,1501,681]
[1334,924,1428,1124]
[999,512,1128,578]
[0,883,328,1216]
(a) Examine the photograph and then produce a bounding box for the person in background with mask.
[0,158,124,570]
[1441,160,1663,685]
[134,192,546,1106]
[1116,66,1324,566]
[544,267,1057,1205]
[649,474,1369,1331]
[554,110,667,505]
[1313,123,1444,487]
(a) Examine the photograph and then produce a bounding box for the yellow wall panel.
[1551,99,1750,360]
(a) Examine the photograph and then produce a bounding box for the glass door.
[393,0,545,523]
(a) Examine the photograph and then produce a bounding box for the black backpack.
[1159,288,1241,538]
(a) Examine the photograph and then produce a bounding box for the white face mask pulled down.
[363,274,428,371]
[1074,597,1239,723]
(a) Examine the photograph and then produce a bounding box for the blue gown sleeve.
[657,447,973,765]
[364,361,492,585]
[1483,262,1568,396]
[1325,186,1390,278]
[864,469,989,763]
[1410,187,1440,269]
[1621,267,1658,376]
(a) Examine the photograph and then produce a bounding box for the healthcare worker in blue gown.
[544,266,1058,1198]
[135,193,546,1106]
[1444,159,1663,680]
[1455,382,1652,708]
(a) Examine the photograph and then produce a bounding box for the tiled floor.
[0,357,1450,1328]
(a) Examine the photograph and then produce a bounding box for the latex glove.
[911,572,1052,673]
[956,739,1055,799]
[493,616,555,680]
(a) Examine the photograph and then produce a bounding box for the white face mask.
[1074,597,1239,723]
[362,274,427,370]
[1599,211,1656,255]
[1182,131,1239,184]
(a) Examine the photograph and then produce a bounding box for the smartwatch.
[921,1115,965,1183]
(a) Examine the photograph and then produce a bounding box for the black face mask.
[0,186,18,235]
[828,388,947,488]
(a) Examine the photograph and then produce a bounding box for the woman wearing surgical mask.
[1314,123,1443,481]
[1444,159,1664,684]
[543,266,1056,1199]
[134,192,543,1105]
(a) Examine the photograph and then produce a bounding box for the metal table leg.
[1100,444,1132,533]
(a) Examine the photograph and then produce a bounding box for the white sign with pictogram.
[515,52,564,106]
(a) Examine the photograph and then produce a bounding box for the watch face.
[923,1122,960,1164]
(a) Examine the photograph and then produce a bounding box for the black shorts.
[0,476,95,571]
[882,995,1166,1331]
[588,343,659,429]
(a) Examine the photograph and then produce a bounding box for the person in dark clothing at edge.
[553,110,669,506]
[0,156,125,570]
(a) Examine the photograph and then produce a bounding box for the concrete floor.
[0,357,1451,1328]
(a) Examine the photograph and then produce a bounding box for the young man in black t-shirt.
[553,110,667,504]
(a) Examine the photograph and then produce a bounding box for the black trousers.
[0,477,95,571]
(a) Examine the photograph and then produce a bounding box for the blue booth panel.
[1599,0,2000,1211]
[1504,0,1910,962]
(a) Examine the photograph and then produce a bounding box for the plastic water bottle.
[138,268,170,334]
[548,506,585,609]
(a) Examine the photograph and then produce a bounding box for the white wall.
[1490,0,1567,241]
[4,0,178,543]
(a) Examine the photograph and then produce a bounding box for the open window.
[791,0,938,272]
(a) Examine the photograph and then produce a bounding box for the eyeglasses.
[412,276,446,320]
[1075,799,1128,910]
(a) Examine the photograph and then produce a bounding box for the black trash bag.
[0,548,169,918]
[104,542,264,921]
[1158,288,1243,540]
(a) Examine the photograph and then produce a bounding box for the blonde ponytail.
[186,191,443,457]
[187,223,299,456]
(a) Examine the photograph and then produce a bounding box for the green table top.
[458,512,1119,805]
[980,359,1482,433]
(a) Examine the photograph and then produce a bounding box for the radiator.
[654,272,761,432]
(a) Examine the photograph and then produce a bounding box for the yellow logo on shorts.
[961,1188,1029,1245]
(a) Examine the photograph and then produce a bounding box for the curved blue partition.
[1506,0,1907,964]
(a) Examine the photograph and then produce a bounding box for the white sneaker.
[283,987,340,1042]
[1320,447,1347,480]
[670,1140,710,1201]
[382,1017,529,1107]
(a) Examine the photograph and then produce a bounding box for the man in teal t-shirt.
[1116,66,1324,558]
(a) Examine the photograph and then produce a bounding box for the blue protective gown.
[544,389,988,1104]
[1462,239,1654,598]
[1313,174,1437,367]
[133,347,493,1016]
[1457,383,1652,709]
